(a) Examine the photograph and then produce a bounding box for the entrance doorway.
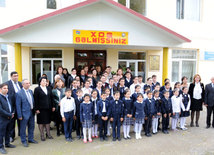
[75,50,106,72]
[118,60,146,81]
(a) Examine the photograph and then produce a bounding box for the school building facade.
[0,0,213,85]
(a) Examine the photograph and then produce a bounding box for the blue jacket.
[153,97,162,114]
[80,102,94,122]
[125,78,133,88]
[144,98,157,117]
[97,100,111,117]
[0,94,14,120]
[122,97,134,116]
[160,89,173,99]
[72,88,77,99]
[110,99,124,118]
[118,87,125,100]
[131,92,139,103]
[152,82,160,89]
[16,89,35,120]
[75,97,83,117]
[133,101,146,119]
[106,96,113,102]
[161,97,172,114]
[144,84,154,91]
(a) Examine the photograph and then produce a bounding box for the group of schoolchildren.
[59,72,191,143]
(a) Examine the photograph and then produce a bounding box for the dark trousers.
[63,111,74,139]
[20,111,35,143]
[0,120,10,148]
[158,118,161,130]
[162,114,170,131]
[10,113,20,139]
[145,115,152,134]
[75,115,83,137]
[56,108,64,134]
[99,112,108,138]
[112,116,121,138]
[206,106,214,127]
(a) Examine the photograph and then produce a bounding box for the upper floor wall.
[0,0,214,49]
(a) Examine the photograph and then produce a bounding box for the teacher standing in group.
[34,77,55,141]
[188,74,205,127]
[204,77,214,128]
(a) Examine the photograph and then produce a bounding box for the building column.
[162,47,169,85]
[14,43,22,81]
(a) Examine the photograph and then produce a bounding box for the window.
[0,0,6,7]
[118,0,146,15]
[0,44,8,83]
[171,49,197,83]
[176,0,200,21]
[31,50,62,84]
[118,52,146,81]
[47,0,56,9]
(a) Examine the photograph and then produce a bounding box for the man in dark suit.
[16,79,38,147]
[0,83,16,154]
[205,77,214,128]
[5,71,22,142]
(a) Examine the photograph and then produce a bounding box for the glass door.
[118,60,146,81]
[43,60,52,82]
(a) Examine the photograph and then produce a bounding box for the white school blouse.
[171,95,183,113]
[82,87,92,95]
[92,98,98,115]
[193,82,202,100]
[60,96,76,118]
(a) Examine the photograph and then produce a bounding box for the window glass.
[0,0,6,7]
[176,0,200,21]
[182,61,196,82]
[172,50,196,59]
[53,60,62,76]
[32,60,41,84]
[119,52,146,60]
[32,50,62,58]
[1,44,7,55]
[130,0,146,15]
[172,61,179,82]
[47,0,56,9]
[138,61,146,81]
[1,57,8,82]
[118,0,126,6]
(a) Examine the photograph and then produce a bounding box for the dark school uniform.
[110,99,124,139]
[161,97,172,132]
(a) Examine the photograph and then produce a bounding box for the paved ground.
[6,107,214,155]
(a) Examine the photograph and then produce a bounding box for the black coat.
[5,80,22,105]
[188,83,205,102]
[205,83,214,107]
[34,86,53,110]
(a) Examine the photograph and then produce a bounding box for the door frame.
[74,50,107,71]
[118,59,146,80]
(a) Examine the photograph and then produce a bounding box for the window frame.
[171,49,197,83]
[118,0,147,16]
[118,51,146,81]
[176,0,201,21]
[31,49,63,84]
[0,44,9,83]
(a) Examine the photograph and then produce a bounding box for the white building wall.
[1,0,214,84]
